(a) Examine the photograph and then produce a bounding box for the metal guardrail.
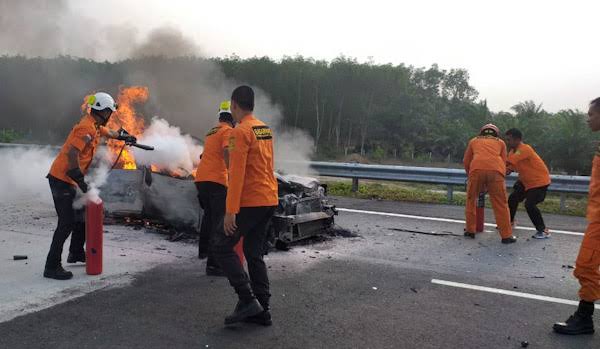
[0,142,60,151]
[2,143,590,210]
[308,161,590,211]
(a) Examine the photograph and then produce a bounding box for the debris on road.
[388,227,462,237]
[168,231,186,242]
[521,340,529,348]
[327,225,359,238]
[13,255,27,260]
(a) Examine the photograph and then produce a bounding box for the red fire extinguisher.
[234,237,245,266]
[476,192,485,233]
[86,200,104,275]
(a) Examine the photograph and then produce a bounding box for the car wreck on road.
[100,168,337,250]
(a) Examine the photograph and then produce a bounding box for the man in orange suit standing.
[213,86,279,327]
[554,98,600,335]
[195,101,234,276]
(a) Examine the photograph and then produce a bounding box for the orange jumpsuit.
[463,136,512,238]
[194,122,233,187]
[575,155,600,301]
[194,121,233,261]
[507,143,551,190]
[226,114,278,214]
[49,114,109,185]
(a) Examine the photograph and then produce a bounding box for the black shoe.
[206,265,225,277]
[67,252,86,263]
[43,265,73,280]
[464,232,476,239]
[224,299,263,325]
[244,310,273,326]
[554,315,595,335]
[554,301,595,335]
[198,242,209,260]
[501,236,517,244]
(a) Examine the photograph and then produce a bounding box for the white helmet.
[88,92,117,112]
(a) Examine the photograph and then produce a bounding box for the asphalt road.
[1,196,598,348]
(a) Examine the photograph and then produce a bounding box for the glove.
[117,128,129,138]
[116,128,137,144]
[124,135,137,144]
[66,168,88,193]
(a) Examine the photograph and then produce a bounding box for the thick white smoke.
[1,0,317,182]
[0,145,114,206]
[132,117,203,177]
[253,98,316,176]
[73,147,112,208]
[0,147,55,203]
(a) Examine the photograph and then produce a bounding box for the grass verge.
[325,180,587,217]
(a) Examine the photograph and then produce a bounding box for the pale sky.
[70,0,600,112]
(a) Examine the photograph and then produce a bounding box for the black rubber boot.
[554,301,595,335]
[206,265,225,277]
[501,236,517,244]
[224,299,263,325]
[464,232,476,239]
[43,265,73,280]
[67,251,86,263]
[205,256,225,276]
[198,247,208,260]
[244,297,272,326]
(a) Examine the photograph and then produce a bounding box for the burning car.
[97,86,336,249]
[100,168,337,249]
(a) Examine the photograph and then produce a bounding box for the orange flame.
[107,86,149,170]
[82,86,191,178]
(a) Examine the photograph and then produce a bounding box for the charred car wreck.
[100,168,337,249]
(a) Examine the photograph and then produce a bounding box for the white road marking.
[337,208,584,236]
[431,279,600,309]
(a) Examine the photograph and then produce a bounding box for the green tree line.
[0,55,596,174]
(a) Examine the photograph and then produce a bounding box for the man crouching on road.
[213,85,278,326]
[44,92,136,280]
[463,124,517,243]
[554,97,600,335]
[505,128,551,239]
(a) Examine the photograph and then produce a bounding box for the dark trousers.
[196,181,227,267]
[213,206,276,306]
[45,175,85,269]
[508,180,548,231]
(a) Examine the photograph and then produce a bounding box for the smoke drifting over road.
[0,148,55,203]
[0,0,315,177]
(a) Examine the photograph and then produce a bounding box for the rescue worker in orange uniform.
[44,92,136,280]
[505,128,551,239]
[463,124,517,243]
[554,98,600,335]
[195,100,234,276]
[213,85,278,326]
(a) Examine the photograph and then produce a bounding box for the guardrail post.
[560,193,566,213]
[447,185,454,203]
[352,178,359,192]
